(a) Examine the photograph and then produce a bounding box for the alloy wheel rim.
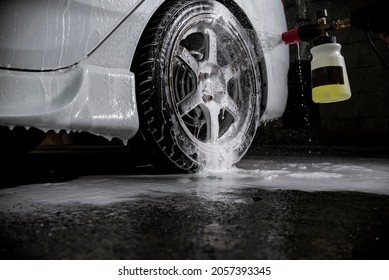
[169,14,258,155]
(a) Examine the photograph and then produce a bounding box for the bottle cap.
[313,35,337,46]
[316,9,328,19]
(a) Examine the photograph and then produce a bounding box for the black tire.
[132,0,265,172]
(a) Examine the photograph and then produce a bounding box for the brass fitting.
[329,18,351,31]
[316,9,351,35]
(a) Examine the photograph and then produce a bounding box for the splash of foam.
[197,143,238,171]
[257,32,283,54]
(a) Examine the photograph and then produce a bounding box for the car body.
[0,0,289,171]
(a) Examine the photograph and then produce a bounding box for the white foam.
[0,157,388,212]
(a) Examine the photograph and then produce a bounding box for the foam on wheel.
[132,0,265,172]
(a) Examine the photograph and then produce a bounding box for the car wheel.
[132,0,265,172]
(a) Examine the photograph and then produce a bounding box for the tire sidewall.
[148,0,262,169]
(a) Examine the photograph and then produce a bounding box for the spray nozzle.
[282,9,351,45]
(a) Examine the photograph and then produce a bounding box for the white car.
[0,0,289,171]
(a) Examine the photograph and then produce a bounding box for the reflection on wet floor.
[1,156,388,212]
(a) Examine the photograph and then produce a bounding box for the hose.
[365,32,389,69]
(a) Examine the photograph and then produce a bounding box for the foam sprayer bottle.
[283,9,351,103]
[310,35,351,103]
[281,1,389,104]
[310,10,351,103]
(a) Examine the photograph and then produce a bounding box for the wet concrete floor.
[1,145,388,260]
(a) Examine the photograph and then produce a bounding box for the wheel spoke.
[195,118,206,139]
[208,105,221,142]
[201,103,220,142]
[204,29,218,64]
[177,89,202,117]
[176,46,200,74]
[222,61,242,81]
[223,95,240,122]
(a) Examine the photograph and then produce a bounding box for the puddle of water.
[0,157,388,212]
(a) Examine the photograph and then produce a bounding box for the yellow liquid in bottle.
[312,84,351,103]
